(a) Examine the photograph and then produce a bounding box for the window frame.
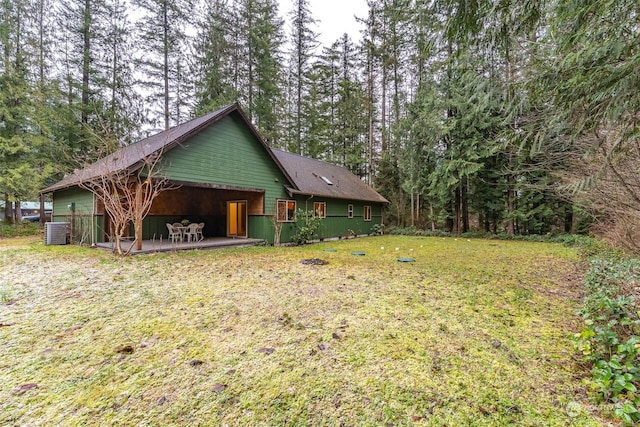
[347,204,354,219]
[363,205,372,221]
[277,199,296,222]
[313,201,326,219]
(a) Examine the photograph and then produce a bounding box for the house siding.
[161,113,290,215]
[47,109,386,246]
[257,197,383,244]
[52,187,97,244]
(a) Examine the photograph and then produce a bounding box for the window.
[320,175,333,185]
[277,199,296,222]
[364,205,372,221]
[313,202,326,218]
[347,204,354,218]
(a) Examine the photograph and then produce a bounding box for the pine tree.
[98,0,142,143]
[303,42,339,159]
[0,0,54,219]
[192,0,236,115]
[250,0,284,144]
[56,0,107,145]
[333,34,368,176]
[543,0,640,248]
[287,0,318,154]
[133,0,193,130]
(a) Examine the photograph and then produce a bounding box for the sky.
[278,0,369,47]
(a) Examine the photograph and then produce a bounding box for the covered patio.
[98,183,266,245]
[95,236,264,255]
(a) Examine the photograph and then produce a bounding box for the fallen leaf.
[300,258,329,265]
[257,347,275,355]
[116,345,134,354]
[13,383,38,395]
[211,383,227,392]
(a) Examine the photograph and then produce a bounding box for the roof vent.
[320,176,333,185]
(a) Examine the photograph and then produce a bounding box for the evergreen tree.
[332,34,368,176]
[287,0,318,154]
[133,0,192,130]
[301,57,331,159]
[0,0,54,218]
[250,0,284,144]
[192,0,236,115]
[56,0,107,146]
[544,0,640,247]
[98,0,142,143]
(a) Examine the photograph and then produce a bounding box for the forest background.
[1,0,639,252]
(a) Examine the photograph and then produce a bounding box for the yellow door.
[227,201,247,238]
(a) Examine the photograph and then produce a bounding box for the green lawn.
[0,236,611,425]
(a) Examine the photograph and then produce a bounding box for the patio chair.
[184,222,200,243]
[196,223,205,241]
[166,223,183,243]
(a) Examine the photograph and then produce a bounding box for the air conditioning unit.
[45,222,70,245]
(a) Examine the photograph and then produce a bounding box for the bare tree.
[76,147,174,255]
[562,128,640,252]
[270,201,284,246]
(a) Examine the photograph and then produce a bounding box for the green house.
[42,104,387,246]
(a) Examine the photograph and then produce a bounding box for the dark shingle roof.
[271,149,388,203]
[43,103,387,205]
[42,104,244,193]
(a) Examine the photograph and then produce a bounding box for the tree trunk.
[410,192,414,227]
[367,15,375,185]
[81,0,91,125]
[163,2,170,130]
[452,186,460,234]
[247,5,253,120]
[39,193,46,226]
[15,201,22,222]
[4,194,12,224]
[37,0,45,85]
[506,171,515,235]
[461,180,469,233]
[429,203,435,232]
[505,43,516,236]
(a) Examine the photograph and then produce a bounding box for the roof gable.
[42,104,387,205]
[271,149,388,203]
[42,103,292,193]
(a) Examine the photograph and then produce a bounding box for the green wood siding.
[52,187,94,216]
[50,112,386,246]
[161,113,290,215]
[263,196,384,244]
[51,187,97,244]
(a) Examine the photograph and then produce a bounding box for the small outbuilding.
[42,103,387,246]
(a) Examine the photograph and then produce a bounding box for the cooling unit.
[45,222,70,245]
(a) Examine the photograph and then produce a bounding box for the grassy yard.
[0,235,610,425]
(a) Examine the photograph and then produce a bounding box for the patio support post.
[135,181,143,251]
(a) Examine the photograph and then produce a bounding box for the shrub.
[291,209,322,245]
[370,223,384,235]
[386,225,418,235]
[0,222,41,238]
[574,256,640,425]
